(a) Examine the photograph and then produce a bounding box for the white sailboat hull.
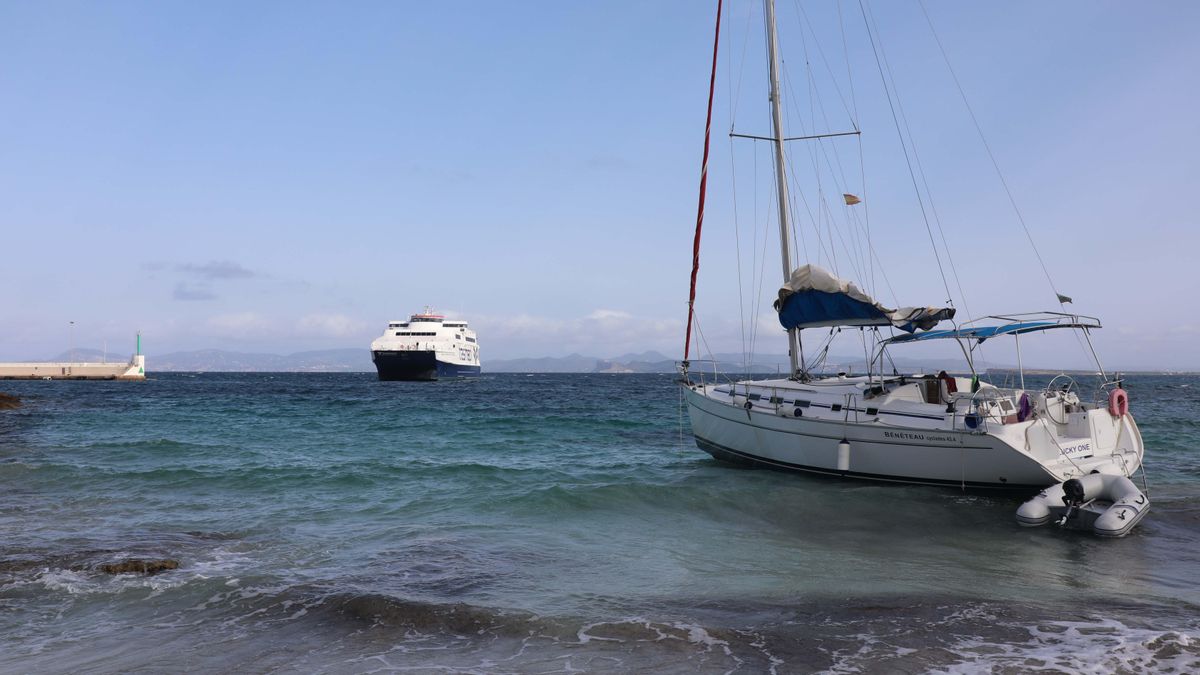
[684,381,1143,490]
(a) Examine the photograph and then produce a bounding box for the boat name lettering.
[1061,441,1092,455]
[883,431,956,443]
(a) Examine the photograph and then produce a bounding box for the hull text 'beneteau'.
[371,308,480,381]
[677,0,1146,508]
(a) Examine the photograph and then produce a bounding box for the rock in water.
[0,393,20,410]
[99,559,180,575]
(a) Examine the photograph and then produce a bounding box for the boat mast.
[764,0,802,377]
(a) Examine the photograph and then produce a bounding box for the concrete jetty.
[0,356,145,380]
[0,334,146,380]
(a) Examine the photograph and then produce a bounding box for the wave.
[5,549,1199,675]
[254,592,1200,673]
[79,438,227,451]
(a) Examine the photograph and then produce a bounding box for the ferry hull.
[372,350,480,381]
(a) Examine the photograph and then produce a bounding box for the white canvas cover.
[774,264,955,332]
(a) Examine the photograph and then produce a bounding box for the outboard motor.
[1058,478,1087,525]
[1062,478,1086,506]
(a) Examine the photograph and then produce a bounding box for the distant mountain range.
[37,347,970,374]
[149,349,374,372]
[29,347,1189,374]
[22,346,1191,375]
[48,348,374,372]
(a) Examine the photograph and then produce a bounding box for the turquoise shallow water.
[1,372,1198,672]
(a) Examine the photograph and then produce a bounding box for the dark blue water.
[1,373,1197,672]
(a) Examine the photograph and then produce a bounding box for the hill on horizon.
[25,347,1192,375]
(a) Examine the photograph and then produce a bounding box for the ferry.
[370,308,480,381]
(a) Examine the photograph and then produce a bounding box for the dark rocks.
[0,393,20,410]
[99,558,180,575]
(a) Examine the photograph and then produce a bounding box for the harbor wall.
[0,355,145,380]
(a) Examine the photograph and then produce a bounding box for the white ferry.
[370,308,480,381]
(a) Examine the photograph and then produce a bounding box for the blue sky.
[1,1,1197,369]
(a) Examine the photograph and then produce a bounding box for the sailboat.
[679,0,1144,489]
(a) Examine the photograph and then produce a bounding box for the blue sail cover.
[884,321,1069,344]
[777,289,890,328]
[774,265,954,333]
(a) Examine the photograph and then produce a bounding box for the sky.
[1,1,1197,370]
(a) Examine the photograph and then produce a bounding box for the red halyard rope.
[684,0,723,363]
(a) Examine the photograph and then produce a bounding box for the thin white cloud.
[179,261,257,280]
[295,313,369,339]
[206,312,272,339]
[585,309,633,321]
[172,282,217,301]
[472,309,683,358]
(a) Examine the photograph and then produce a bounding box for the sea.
[1,372,1197,673]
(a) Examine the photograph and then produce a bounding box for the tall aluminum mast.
[764,0,802,377]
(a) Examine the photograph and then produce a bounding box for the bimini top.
[882,313,1102,345]
[774,264,955,333]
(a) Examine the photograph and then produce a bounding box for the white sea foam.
[34,565,186,597]
[575,621,623,644]
[929,617,1199,674]
[34,568,92,595]
[675,621,729,649]
[826,632,929,674]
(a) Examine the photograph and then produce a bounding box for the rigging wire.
[773,63,836,277]
[791,0,875,292]
[858,0,957,313]
[837,0,880,300]
[728,0,756,130]
[917,0,1091,372]
[730,136,750,376]
[860,0,973,326]
[731,0,871,370]
[779,57,871,288]
[774,109,832,270]
[837,0,861,126]
[781,54,833,274]
[744,141,764,366]
[791,0,860,130]
[778,7,874,290]
[916,0,1065,306]
[751,143,776,364]
[781,144,834,268]
[747,139,759,366]
[726,0,750,375]
[691,310,718,375]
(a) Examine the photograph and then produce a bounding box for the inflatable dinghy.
[1016,473,1149,538]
